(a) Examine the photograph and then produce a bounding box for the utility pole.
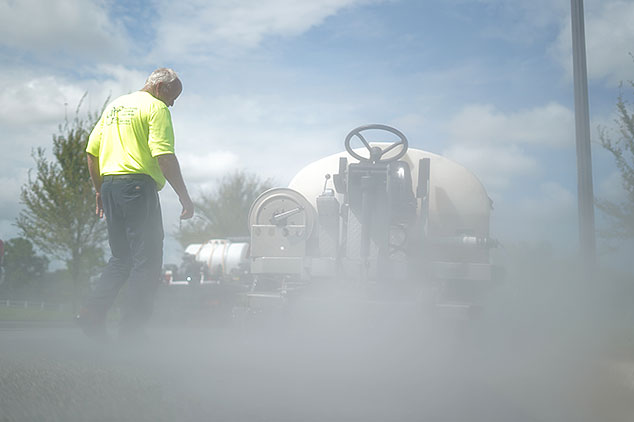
[570,0,596,273]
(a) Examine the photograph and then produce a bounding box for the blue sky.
[1,0,633,269]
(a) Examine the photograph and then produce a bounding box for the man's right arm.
[86,153,104,218]
[157,154,194,219]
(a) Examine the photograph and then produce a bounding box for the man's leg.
[78,178,131,336]
[118,176,164,335]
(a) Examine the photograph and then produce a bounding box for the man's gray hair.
[145,68,179,87]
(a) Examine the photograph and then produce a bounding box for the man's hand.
[179,194,194,220]
[95,192,104,218]
[157,154,194,220]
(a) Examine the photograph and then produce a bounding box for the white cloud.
[554,0,634,83]
[0,218,20,243]
[175,121,345,188]
[179,150,240,190]
[438,102,576,192]
[152,0,380,60]
[430,0,568,52]
[90,66,149,95]
[0,65,148,128]
[389,113,426,137]
[0,0,129,61]
[0,172,29,242]
[0,174,24,203]
[442,144,538,192]
[448,103,575,148]
[0,75,83,126]
[0,174,26,220]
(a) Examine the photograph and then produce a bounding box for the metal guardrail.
[0,299,68,312]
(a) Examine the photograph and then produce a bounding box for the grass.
[0,306,74,322]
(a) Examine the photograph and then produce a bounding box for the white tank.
[184,239,250,281]
[288,143,491,240]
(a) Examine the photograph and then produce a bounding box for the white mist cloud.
[493,181,578,246]
[0,0,129,61]
[519,181,576,221]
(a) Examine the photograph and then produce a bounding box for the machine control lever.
[270,207,304,225]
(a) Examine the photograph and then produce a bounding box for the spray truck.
[167,125,500,313]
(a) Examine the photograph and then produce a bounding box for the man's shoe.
[75,307,108,340]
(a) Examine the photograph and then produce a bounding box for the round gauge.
[248,188,315,238]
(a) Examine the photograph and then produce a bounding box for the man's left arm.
[86,153,104,218]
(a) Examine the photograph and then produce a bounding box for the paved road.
[1,302,633,422]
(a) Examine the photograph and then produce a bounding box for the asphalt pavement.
[1,301,633,422]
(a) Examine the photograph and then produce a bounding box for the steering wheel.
[344,124,409,163]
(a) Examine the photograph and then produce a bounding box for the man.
[78,68,194,339]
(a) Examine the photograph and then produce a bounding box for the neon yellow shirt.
[86,91,175,189]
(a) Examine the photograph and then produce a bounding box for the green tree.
[2,237,49,294]
[598,75,634,239]
[176,170,273,245]
[16,97,107,310]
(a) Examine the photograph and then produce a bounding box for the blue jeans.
[87,174,164,332]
